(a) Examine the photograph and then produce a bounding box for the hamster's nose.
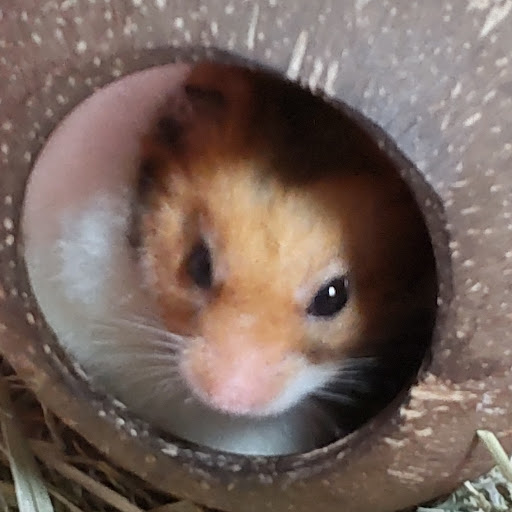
[183,342,293,416]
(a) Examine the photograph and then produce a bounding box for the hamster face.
[141,163,367,416]
[134,62,436,420]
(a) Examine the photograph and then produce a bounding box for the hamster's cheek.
[138,247,206,336]
[304,305,367,358]
[158,300,201,337]
[268,357,339,412]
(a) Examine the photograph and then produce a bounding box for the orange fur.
[135,62,436,414]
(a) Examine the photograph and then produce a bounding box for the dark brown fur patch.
[128,157,159,249]
[184,84,227,116]
[154,116,184,147]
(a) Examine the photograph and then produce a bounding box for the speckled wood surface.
[0,2,511,512]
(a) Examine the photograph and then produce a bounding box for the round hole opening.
[22,60,438,457]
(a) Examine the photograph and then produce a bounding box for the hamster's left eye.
[307,276,348,318]
[186,239,213,289]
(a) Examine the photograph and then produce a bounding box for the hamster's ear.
[139,115,184,163]
[183,61,255,131]
[151,116,185,149]
[184,82,226,121]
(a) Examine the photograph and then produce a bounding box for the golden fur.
[135,61,436,415]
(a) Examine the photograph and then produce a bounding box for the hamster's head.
[132,63,435,418]
[136,159,432,417]
[140,161,368,417]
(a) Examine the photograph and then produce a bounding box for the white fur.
[264,358,340,416]
[24,191,330,455]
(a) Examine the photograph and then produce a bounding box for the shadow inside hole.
[22,60,437,457]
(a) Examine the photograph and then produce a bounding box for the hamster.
[26,62,436,456]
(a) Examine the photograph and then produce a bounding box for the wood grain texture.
[0,1,511,511]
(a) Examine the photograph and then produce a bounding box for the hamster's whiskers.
[304,399,342,440]
[334,356,378,372]
[312,389,360,405]
[116,367,184,395]
[88,337,182,366]
[311,357,379,405]
[141,276,204,308]
[101,316,192,345]
[89,323,187,395]
[93,316,202,356]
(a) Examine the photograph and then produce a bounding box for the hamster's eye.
[307,277,348,318]
[186,239,213,289]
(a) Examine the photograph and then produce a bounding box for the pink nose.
[185,349,287,416]
[204,365,271,415]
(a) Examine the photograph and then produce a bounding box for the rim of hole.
[12,48,451,480]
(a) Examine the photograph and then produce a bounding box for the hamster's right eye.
[186,239,213,289]
[307,276,349,318]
